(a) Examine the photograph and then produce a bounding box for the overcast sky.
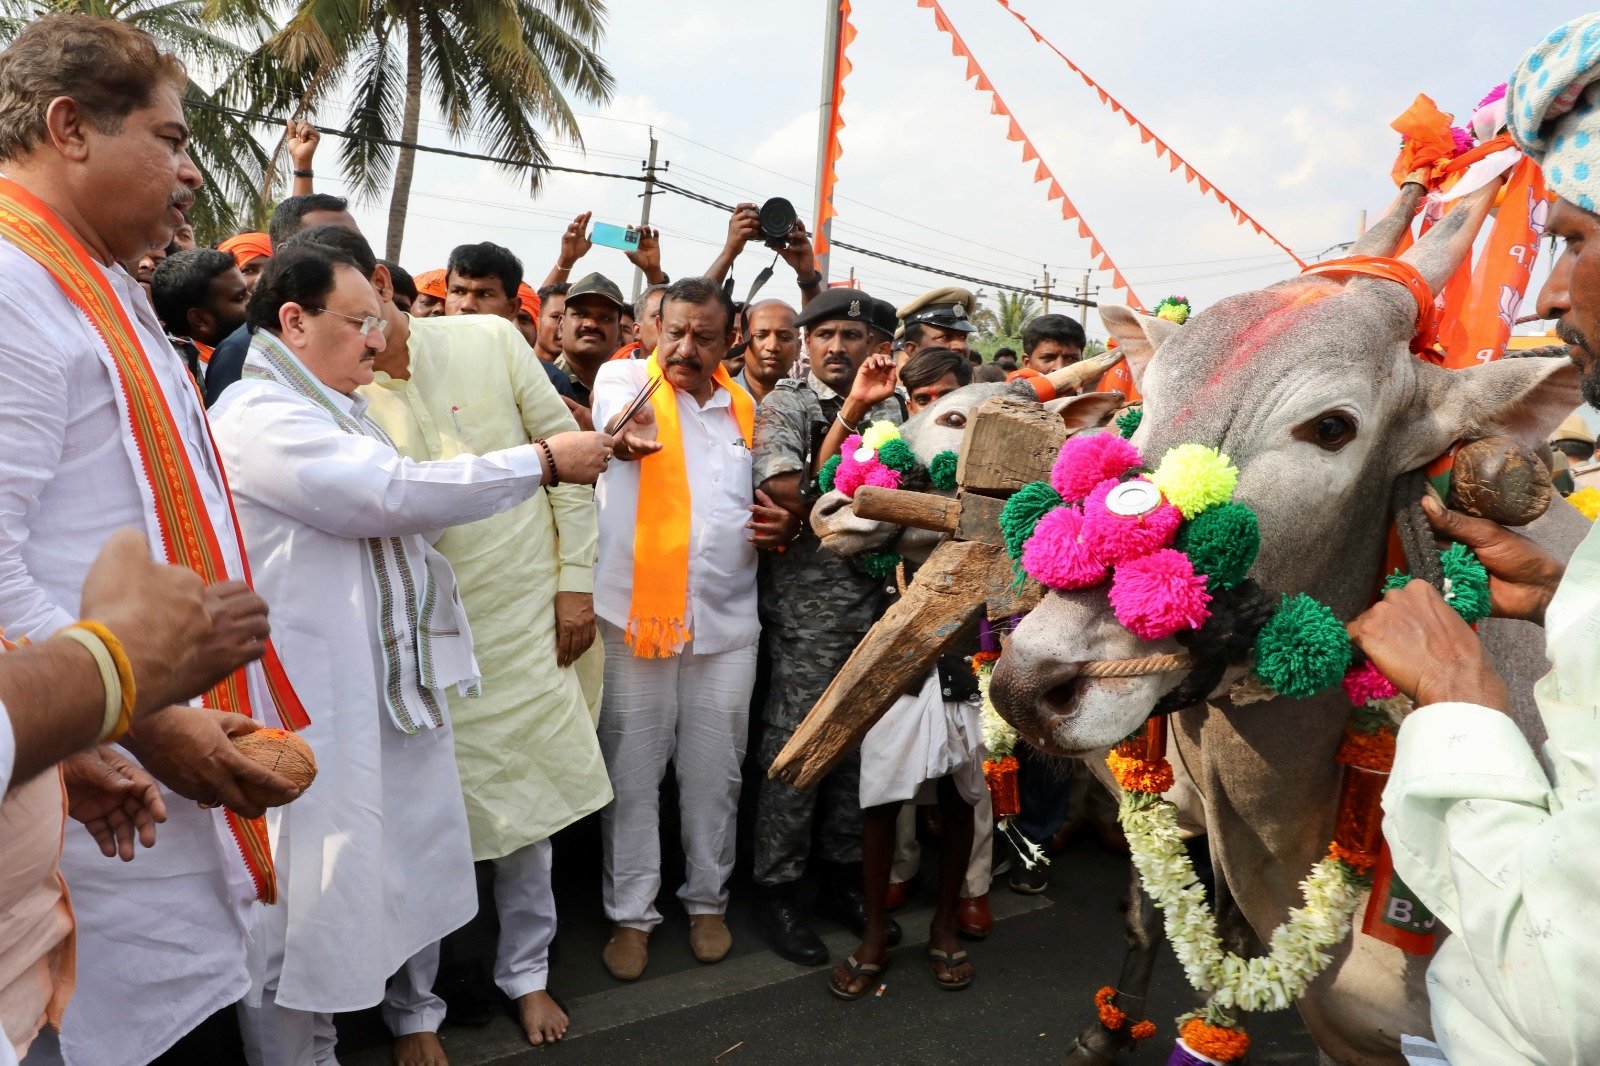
[313,0,1574,340]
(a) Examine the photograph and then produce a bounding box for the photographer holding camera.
[706,201,824,310]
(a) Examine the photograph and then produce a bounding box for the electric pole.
[1078,270,1092,326]
[811,0,846,285]
[1037,265,1052,315]
[633,128,662,303]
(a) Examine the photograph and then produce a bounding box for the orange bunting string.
[992,0,1304,269]
[916,0,1144,310]
[812,0,855,259]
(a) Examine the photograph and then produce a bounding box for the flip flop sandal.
[927,948,973,991]
[829,955,886,1001]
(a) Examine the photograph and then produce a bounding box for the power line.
[194,101,1086,305]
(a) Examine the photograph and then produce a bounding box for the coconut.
[232,727,317,795]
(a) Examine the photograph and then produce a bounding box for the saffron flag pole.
[812,0,854,282]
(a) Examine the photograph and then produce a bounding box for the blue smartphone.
[590,221,641,252]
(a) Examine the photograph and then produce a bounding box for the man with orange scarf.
[588,277,786,981]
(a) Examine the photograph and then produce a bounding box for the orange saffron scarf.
[627,351,754,657]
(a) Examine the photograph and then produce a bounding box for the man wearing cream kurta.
[361,308,612,1048]
[1346,20,1600,1064]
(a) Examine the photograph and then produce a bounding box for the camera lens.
[758,197,799,248]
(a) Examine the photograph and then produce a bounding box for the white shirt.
[0,239,259,1065]
[590,361,759,656]
[1383,516,1600,1065]
[211,346,548,1011]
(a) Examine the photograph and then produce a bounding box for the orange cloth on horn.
[1390,94,1460,189]
[414,269,447,300]
[517,282,540,320]
[218,231,271,269]
[627,351,754,658]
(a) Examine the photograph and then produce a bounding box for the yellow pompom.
[861,421,900,451]
[1149,444,1238,519]
[1569,487,1600,522]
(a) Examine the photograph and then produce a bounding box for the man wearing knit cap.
[1349,14,1600,1064]
[894,286,975,366]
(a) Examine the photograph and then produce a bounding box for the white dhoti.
[597,622,757,931]
[860,671,986,810]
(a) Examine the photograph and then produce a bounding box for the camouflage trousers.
[751,724,863,886]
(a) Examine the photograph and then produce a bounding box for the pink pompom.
[1475,83,1506,110]
[1342,660,1398,707]
[1021,507,1108,590]
[1449,126,1474,156]
[1050,433,1143,503]
[863,463,902,490]
[1080,478,1182,564]
[1108,549,1211,640]
[833,435,870,496]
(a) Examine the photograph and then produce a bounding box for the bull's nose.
[991,652,1082,730]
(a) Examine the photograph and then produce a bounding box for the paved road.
[335,817,1319,1066]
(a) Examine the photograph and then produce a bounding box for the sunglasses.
[310,306,389,336]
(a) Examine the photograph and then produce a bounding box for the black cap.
[901,300,975,334]
[867,297,899,339]
[566,272,627,313]
[794,286,878,330]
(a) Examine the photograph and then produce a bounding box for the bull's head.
[992,182,1581,756]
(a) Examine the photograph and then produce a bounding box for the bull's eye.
[1299,411,1357,451]
[936,410,967,429]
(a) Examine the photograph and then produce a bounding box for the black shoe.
[1008,855,1050,895]
[815,868,903,947]
[753,886,829,966]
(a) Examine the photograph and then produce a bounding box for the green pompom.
[1116,406,1143,439]
[1440,543,1490,624]
[929,450,960,491]
[1174,503,1259,591]
[817,454,842,494]
[1252,594,1352,700]
[861,550,901,579]
[876,438,918,474]
[999,481,1065,562]
[1382,569,1408,594]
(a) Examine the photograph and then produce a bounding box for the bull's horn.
[1397,178,1502,291]
[1045,347,1125,392]
[1345,177,1428,259]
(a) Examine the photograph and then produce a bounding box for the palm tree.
[249,0,614,259]
[0,0,274,242]
[971,289,1041,352]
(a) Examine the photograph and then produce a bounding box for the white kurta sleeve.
[0,296,79,638]
[227,390,546,539]
[1383,700,1600,1060]
[507,332,596,594]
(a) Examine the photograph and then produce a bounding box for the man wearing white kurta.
[358,291,612,1046]
[209,243,615,1064]
[590,278,762,981]
[0,18,305,1064]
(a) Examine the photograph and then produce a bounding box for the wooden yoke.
[768,397,1066,790]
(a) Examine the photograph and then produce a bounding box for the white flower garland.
[976,662,1047,870]
[1119,793,1367,1016]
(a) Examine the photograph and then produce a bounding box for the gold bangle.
[75,621,136,744]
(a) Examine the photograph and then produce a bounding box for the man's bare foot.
[391,1030,449,1066]
[517,989,570,1045]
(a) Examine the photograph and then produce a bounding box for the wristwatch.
[795,270,823,289]
[292,169,314,179]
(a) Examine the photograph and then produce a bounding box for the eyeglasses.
[309,307,389,336]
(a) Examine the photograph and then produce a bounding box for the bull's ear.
[1100,305,1180,390]
[1043,390,1124,432]
[1397,355,1582,470]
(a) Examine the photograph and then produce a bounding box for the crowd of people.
[6,8,1600,1066]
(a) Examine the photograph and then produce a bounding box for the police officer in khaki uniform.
[749,288,904,965]
[894,286,976,367]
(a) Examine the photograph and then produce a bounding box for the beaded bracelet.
[59,621,136,743]
[535,438,560,486]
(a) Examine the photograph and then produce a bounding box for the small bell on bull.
[1105,479,1163,518]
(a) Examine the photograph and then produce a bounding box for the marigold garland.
[1180,1017,1250,1063]
[1106,749,1175,794]
[1093,986,1156,1042]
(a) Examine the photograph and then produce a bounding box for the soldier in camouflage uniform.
[749,288,904,965]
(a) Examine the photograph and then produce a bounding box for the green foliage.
[1253,594,1352,700]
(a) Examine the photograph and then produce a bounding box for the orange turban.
[219,231,271,269]
[517,282,541,320]
[414,269,447,300]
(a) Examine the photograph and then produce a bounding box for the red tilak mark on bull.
[1205,286,1331,389]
